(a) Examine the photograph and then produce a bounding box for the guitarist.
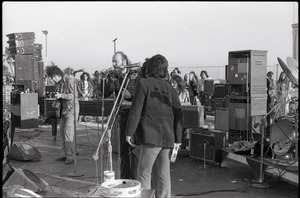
[45,63,79,165]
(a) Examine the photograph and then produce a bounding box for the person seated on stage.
[170,74,191,105]
[45,63,79,164]
[77,72,93,122]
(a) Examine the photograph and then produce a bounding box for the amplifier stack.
[6,32,44,129]
[6,32,44,97]
[227,50,267,141]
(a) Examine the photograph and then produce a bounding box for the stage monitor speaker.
[190,129,226,163]
[3,168,48,193]
[3,163,14,184]
[7,142,41,161]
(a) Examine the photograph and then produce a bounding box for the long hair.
[189,71,199,82]
[171,74,185,92]
[147,54,168,78]
[80,72,91,81]
[277,71,289,84]
[45,64,64,78]
[200,70,209,78]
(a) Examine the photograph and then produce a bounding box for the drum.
[270,117,296,158]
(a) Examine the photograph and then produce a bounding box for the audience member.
[276,71,290,118]
[77,72,93,122]
[170,74,191,105]
[266,71,276,135]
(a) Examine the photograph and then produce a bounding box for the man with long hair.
[125,54,183,198]
[45,63,79,164]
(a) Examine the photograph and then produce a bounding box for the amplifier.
[212,97,224,111]
[11,93,39,129]
[8,46,35,55]
[15,55,36,81]
[182,105,204,128]
[7,39,35,48]
[34,53,42,61]
[204,79,214,94]
[6,32,35,41]
[215,108,229,132]
[34,43,42,49]
[190,129,226,163]
[213,83,229,98]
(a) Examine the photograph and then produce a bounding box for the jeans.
[138,144,172,198]
[59,102,79,160]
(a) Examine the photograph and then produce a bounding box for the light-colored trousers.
[59,102,79,160]
[138,144,172,198]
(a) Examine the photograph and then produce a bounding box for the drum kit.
[270,57,298,164]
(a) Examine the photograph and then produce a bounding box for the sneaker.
[65,158,74,164]
[55,156,66,161]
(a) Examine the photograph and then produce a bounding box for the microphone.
[124,62,142,68]
[253,122,260,128]
[72,69,85,74]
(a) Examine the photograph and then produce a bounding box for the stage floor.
[3,115,299,197]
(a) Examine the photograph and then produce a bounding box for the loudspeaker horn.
[7,142,42,161]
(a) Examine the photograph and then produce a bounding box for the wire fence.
[169,65,283,80]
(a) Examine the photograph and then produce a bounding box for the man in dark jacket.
[125,54,183,198]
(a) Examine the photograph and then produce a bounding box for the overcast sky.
[2,1,298,78]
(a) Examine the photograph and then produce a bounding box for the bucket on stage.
[104,170,115,186]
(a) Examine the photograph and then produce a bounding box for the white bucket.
[104,170,115,186]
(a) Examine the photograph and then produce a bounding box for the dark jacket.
[125,77,183,148]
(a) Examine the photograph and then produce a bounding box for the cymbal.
[286,56,298,86]
[277,57,298,87]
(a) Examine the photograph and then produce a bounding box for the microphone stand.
[92,68,131,181]
[65,73,84,177]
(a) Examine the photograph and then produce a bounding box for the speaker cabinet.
[215,108,229,132]
[190,129,226,163]
[6,32,35,41]
[15,55,36,81]
[182,105,204,128]
[203,79,214,94]
[213,83,229,98]
[212,97,224,111]
[228,50,267,96]
[11,93,39,129]
[3,168,47,193]
[7,142,41,161]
